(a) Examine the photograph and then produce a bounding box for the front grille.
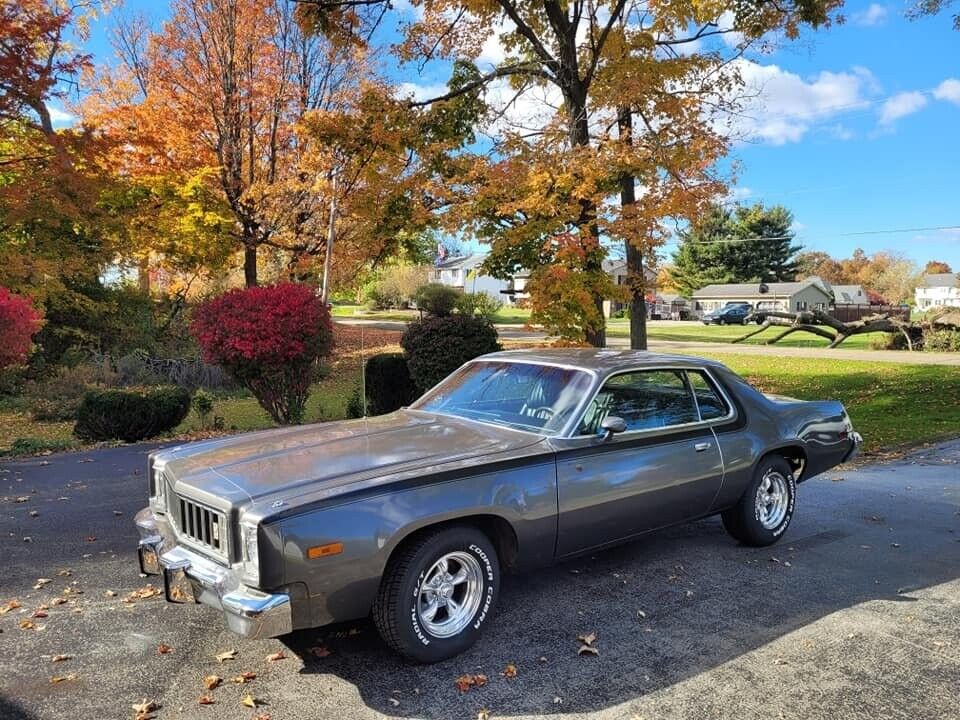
[170,494,228,561]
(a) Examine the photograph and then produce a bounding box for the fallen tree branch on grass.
[735,309,919,350]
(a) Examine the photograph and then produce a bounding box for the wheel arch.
[756,444,807,481]
[385,513,520,574]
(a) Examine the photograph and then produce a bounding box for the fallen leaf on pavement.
[891,543,901,548]
[478,710,491,720]
[502,663,517,678]
[50,597,67,606]
[253,714,271,720]
[198,695,215,705]
[578,644,599,656]
[52,654,71,663]
[266,649,286,662]
[57,569,71,577]
[232,671,256,684]
[28,510,38,517]
[49,674,78,684]
[203,675,221,690]
[455,674,488,692]
[19,619,35,630]
[0,600,21,614]
[14,496,30,503]
[113,510,123,516]
[216,649,238,663]
[84,536,96,542]
[241,693,258,708]
[33,578,52,589]
[388,698,400,707]
[636,609,647,619]
[127,585,161,601]
[31,609,48,618]
[577,631,597,646]
[157,643,173,655]
[307,645,332,658]
[131,698,159,719]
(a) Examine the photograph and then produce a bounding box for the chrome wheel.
[755,470,789,530]
[417,551,484,638]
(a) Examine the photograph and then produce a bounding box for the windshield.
[411,360,594,435]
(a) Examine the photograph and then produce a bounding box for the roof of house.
[831,284,866,304]
[656,293,688,304]
[919,273,959,288]
[602,259,657,281]
[692,277,831,300]
[436,253,487,270]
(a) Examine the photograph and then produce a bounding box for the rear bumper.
[135,507,292,639]
[843,431,863,463]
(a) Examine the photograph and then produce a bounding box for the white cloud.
[47,105,77,127]
[879,91,928,125]
[853,3,888,26]
[397,81,448,103]
[933,78,960,105]
[391,0,424,20]
[725,186,753,203]
[730,60,874,145]
[716,10,746,47]
[477,19,512,67]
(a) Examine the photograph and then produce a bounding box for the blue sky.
[72,1,960,270]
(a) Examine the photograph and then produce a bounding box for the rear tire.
[722,456,796,547]
[372,526,499,662]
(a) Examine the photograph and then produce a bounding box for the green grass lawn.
[330,303,532,324]
[608,319,884,350]
[2,353,956,457]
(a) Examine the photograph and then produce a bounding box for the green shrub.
[192,390,215,428]
[362,353,417,415]
[364,282,402,310]
[924,329,960,352]
[455,292,503,319]
[401,315,500,392]
[74,387,192,442]
[345,386,364,419]
[413,283,459,317]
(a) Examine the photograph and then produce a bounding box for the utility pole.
[320,169,338,305]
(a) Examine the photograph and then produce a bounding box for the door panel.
[554,428,723,557]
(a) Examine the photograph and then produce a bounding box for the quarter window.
[577,370,699,434]
[687,371,730,420]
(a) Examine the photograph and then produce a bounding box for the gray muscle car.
[135,349,861,662]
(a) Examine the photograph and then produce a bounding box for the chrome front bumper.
[843,431,864,462]
[135,507,292,639]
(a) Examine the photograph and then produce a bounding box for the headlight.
[240,520,260,586]
[150,462,166,513]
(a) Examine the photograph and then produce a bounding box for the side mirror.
[599,416,627,440]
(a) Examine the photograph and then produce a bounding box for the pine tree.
[670,203,800,295]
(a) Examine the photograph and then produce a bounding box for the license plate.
[163,565,197,604]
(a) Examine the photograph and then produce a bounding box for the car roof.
[477,348,728,374]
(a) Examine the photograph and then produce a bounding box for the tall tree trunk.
[617,106,647,350]
[244,243,258,287]
[567,85,606,348]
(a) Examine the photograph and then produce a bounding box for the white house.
[830,284,868,306]
[432,254,516,303]
[915,273,960,310]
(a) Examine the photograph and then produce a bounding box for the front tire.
[372,526,499,662]
[722,456,796,547]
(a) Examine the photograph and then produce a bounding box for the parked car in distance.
[702,302,754,325]
[135,349,861,662]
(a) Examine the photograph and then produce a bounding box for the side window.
[578,370,699,434]
[687,371,730,421]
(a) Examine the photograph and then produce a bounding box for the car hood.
[158,410,544,510]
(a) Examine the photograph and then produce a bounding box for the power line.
[659,224,960,248]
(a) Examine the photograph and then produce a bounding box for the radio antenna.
[360,319,368,418]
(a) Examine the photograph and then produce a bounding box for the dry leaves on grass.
[203,675,222,690]
[215,649,238,663]
[455,674,488,692]
[577,631,599,656]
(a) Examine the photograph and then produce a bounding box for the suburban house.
[432,254,511,301]
[603,259,658,317]
[915,273,960,310]
[692,277,833,317]
[831,284,868,305]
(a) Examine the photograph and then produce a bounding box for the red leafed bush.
[0,288,42,369]
[191,283,333,424]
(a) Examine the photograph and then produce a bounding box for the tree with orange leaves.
[298,0,842,345]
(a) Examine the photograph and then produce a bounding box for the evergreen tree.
[670,203,800,295]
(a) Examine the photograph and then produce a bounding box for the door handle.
[694,442,712,452]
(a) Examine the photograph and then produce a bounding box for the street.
[1,441,958,720]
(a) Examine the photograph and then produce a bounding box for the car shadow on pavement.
[282,491,960,718]
[0,693,40,720]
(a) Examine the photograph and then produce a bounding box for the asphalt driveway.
[1,441,958,720]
